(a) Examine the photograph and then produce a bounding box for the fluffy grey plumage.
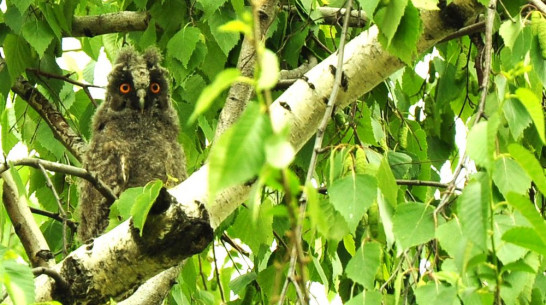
[78,46,187,242]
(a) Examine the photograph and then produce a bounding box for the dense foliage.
[2,0,546,304]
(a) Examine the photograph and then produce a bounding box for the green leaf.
[1,109,19,153]
[209,10,240,55]
[228,199,273,252]
[502,227,546,256]
[134,0,148,9]
[345,241,381,290]
[12,0,32,13]
[265,135,295,169]
[197,0,229,18]
[209,103,272,198]
[230,272,257,295]
[384,2,422,64]
[492,157,531,196]
[139,20,157,49]
[516,88,545,143]
[503,98,532,140]
[283,26,309,68]
[415,282,457,305]
[167,26,202,68]
[257,49,280,90]
[329,174,377,233]
[3,34,34,84]
[466,121,492,170]
[506,192,546,244]
[188,68,240,124]
[3,259,35,305]
[374,0,408,47]
[500,18,524,50]
[131,180,163,235]
[508,144,546,195]
[21,20,55,57]
[358,0,380,20]
[307,184,349,242]
[345,290,382,305]
[392,202,435,249]
[458,174,490,249]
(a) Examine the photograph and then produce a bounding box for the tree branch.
[286,6,368,27]
[9,76,87,161]
[70,11,150,37]
[213,0,279,141]
[2,170,55,268]
[0,157,117,202]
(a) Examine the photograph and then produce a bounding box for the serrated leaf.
[515,88,545,143]
[374,0,408,47]
[358,0,380,20]
[197,0,228,18]
[500,18,524,51]
[503,98,532,140]
[209,10,240,55]
[384,2,422,64]
[188,68,240,124]
[21,20,55,57]
[3,34,34,84]
[131,180,163,235]
[392,202,435,249]
[4,259,35,305]
[415,282,457,305]
[466,121,491,169]
[506,192,546,244]
[257,49,279,90]
[508,144,546,195]
[167,26,201,68]
[12,0,32,13]
[230,272,257,295]
[1,109,19,153]
[458,174,490,249]
[502,227,546,256]
[492,157,531,196]
[345,290,382,305]
[139,20,157,49]
[228,199,273,252]
[209,103,272,198]
[329,174,377,233]
[345,241,381,290]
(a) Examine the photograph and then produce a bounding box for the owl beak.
[137,88,146,110]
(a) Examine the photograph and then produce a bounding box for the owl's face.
[105,47,170,112]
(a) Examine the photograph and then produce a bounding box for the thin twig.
[29,207,77,231]
[530,0,546,14]
[279,1,353,304]
[37,163,69,256]
[212,244,226,303]
[32,267,69,291]
[0,157,117,202]
[27,68,101,107]
[435,0,497,218]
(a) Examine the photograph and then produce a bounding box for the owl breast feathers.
[78,46,187,242]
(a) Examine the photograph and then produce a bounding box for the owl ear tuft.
[115,46,139,66]
[143,46,163,67]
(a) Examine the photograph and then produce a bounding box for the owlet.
[78,46,187,242]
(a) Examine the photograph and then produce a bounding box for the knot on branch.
[134,190,214,260]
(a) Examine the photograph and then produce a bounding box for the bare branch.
[9,76,87,160]
[32,267,69,292]
[2,170,55,268]
[70,11,150,37]
[0,158,117,202]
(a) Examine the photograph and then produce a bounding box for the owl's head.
[105,46,171,112]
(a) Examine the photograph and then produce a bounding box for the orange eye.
[119,83,131,94]
[150,82,161,94]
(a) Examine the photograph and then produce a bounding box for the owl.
[78,46,187,242]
